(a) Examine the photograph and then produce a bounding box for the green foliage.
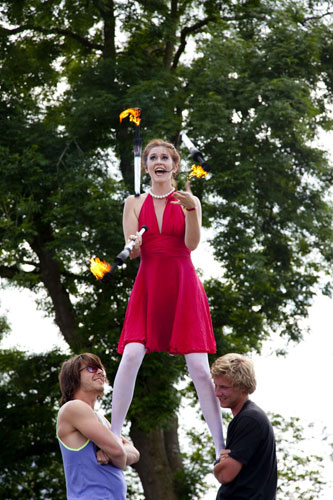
[185,2,333,344]
[271,414,327,500]
[0,349,67,499]
[180,426,216,498]
[181,409,327,500]
[0,311,10,343]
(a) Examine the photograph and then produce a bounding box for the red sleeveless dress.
[117,193,216,355]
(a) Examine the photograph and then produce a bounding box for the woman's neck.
[150,182,174,195]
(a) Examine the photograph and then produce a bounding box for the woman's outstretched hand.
[171,181,197,210]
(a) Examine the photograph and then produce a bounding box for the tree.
[0,349,67,499]
[272,414,327,500]
[182,410,328,500]
[1,1,332,498]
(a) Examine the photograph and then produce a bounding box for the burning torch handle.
[180,131,211,171]
[134,154,141,197]
[133,135,142,197]
[101,225,148,283]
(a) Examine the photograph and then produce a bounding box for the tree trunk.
[100,0,116,60]
[130,416,185,500]
[30,226,78,346]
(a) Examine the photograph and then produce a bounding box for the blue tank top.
[57,432,126,499]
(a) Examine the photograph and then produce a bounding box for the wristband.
[185,206,197,211]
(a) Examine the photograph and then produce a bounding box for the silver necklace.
[148,187,175,199]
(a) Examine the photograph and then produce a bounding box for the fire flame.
[119,108,142,126]
[90,257,111,280]
[188,164,208,179]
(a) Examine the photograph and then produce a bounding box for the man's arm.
[96,435,140,467]
[213,449,243,484]
[121,436,140,466]
[58,400,126,469]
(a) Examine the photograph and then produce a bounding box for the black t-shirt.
[216,400,277,500]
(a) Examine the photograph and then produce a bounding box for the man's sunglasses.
[80,365,106,378]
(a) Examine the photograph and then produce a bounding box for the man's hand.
[96,449,110,465]
[219,448,231,462]
[214,448,243,484]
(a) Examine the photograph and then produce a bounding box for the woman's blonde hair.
[211,353,256,394]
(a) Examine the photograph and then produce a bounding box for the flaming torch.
[90,225,148,283]
[188,164,208,180]
[89,257,111,280]
[119,107,142,197]
[180,131,211,178]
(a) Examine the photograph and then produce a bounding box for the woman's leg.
[111,342,146,436]
[185,352,225,458]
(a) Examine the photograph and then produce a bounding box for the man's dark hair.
[58,353,106,405]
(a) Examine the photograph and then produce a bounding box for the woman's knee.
[186,354,211,381]
[121,343,146,367]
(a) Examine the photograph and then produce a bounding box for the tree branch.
[0,265,21,280]
[163,0,179,70]
[303,10,333,22]
[171,6,333,69]
[1,25,103,52]
[172,17,213,70]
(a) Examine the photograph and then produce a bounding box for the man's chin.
[96,387,105,397]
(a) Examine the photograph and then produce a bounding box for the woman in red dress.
[111,139,225,459]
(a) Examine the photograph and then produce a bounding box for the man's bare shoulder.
[58,400,92,421]
[57,400,96,446]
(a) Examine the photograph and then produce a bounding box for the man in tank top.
[57,353,140,499]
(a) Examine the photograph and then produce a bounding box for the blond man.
[211,353,277,499]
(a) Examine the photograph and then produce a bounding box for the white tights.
[185,352,225,456]
[111,343,225,457]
